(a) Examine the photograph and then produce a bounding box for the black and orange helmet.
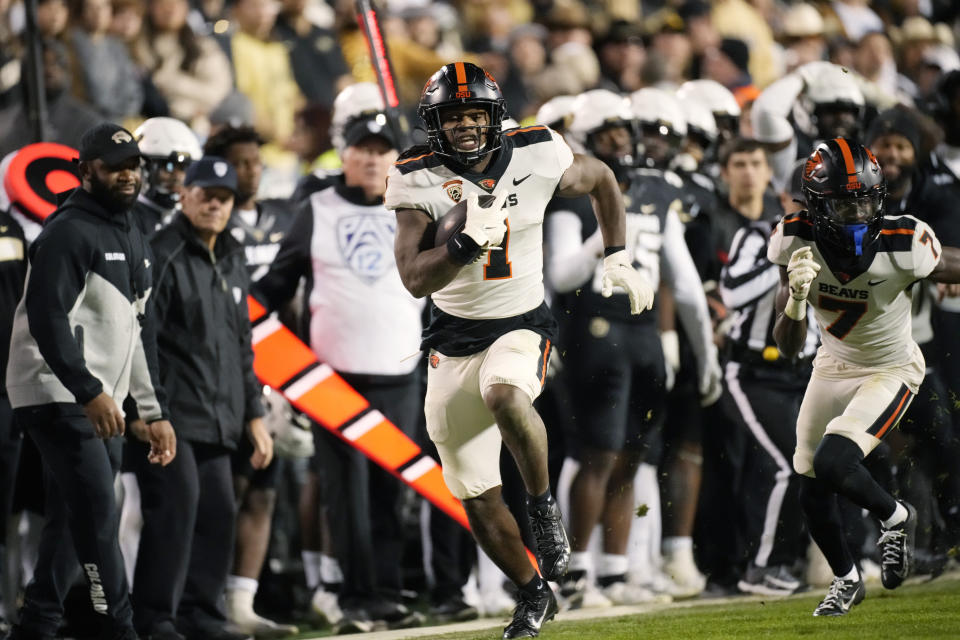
[801,138,886,256]
[418,62,506,166]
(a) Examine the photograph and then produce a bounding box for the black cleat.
[879,501,917,589]
[812,574,865,616]
[502,586,558,639]
[527,499,571,581]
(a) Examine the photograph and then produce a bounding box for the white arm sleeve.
[751,74,803,144]
[752,73,805,191]
[545,210,603,293]
[660,208,716,374]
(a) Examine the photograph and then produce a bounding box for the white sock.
[662,536,693,555]
[881,502,908,529]
[302,550,322,589]
[226,575,259,594]
[228,586,255,609]
[839,566,859,582]
[320,553,343,585]
[598,553,629,579]
[568,551,592,574]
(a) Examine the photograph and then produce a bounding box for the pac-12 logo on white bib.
[336,214,396,284]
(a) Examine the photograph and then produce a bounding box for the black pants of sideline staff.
[312,371,420,615]
[719,361,808,570]
[12,403,131,639]
[127,438,236,638]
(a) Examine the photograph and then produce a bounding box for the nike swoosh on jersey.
[868,279,888,286]
[513,174,532,186]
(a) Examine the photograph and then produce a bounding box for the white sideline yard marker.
[341,410,386,441]
[251,316,282,346]
[401,457,436,482]
[284,364,334,401]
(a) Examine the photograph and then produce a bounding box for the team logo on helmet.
[443,179,463,203]
[804,150,826,182]
[478,178,497,190]
[112,130,133,144]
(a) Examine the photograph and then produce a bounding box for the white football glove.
[461,191,508,248]
[660,330,680,392]
[787,247,821,301]
[698,352,723,407]
[601,249,655,314]
[784,246,820,321]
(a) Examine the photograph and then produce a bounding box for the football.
[434,194,497,247]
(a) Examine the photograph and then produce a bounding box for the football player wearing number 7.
[770,138,960,617]
[386,62,655,639]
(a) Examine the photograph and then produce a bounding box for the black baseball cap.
[78,122,143,165]
[343,115,399,150]
[184,156,238,194]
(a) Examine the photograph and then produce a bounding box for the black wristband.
[447,232,484,265]
[603,245,626,257]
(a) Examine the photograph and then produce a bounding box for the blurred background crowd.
[2,0,960,638]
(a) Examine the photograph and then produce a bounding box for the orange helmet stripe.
[834,138,860,190]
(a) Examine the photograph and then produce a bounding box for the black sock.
[597,573,626,588]
[566,569,586,583]
[799,476,855,577]
[528,489,553,507]
[519,574,547,596]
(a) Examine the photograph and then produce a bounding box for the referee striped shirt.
[720,220,818,360]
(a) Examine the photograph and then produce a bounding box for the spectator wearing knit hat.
[703,38,758,107]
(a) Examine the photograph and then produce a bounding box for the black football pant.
[13,403,130,639]
[129,439,236,636]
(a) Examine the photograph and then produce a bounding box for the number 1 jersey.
[384,126,573,320]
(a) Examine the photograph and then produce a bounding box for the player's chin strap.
[843,223,869,256]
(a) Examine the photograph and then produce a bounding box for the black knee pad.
[812,434,864,489]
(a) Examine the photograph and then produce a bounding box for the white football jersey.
[384,126,574,320]
[768,212,942,369]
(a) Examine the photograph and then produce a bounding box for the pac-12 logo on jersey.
[443,179,463,203]
[336,214,396,284]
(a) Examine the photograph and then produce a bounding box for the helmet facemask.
[807,187,885,256]
[421,100,504,166]
[143,152,193,210]
[586,121,636,182]
[812,101,862,141]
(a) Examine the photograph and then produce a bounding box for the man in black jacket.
[126,157,272,640]
[5,122,176,640]
[0,208,26,632]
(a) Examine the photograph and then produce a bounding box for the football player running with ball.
[770,138,960,617]
[386,62,654,638]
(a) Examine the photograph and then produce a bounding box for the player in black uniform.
[549,89,720,606]
[131,117,202,237]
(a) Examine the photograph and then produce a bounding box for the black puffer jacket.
[149,213,263,449]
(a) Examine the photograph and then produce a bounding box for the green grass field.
[416,576,960,640]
